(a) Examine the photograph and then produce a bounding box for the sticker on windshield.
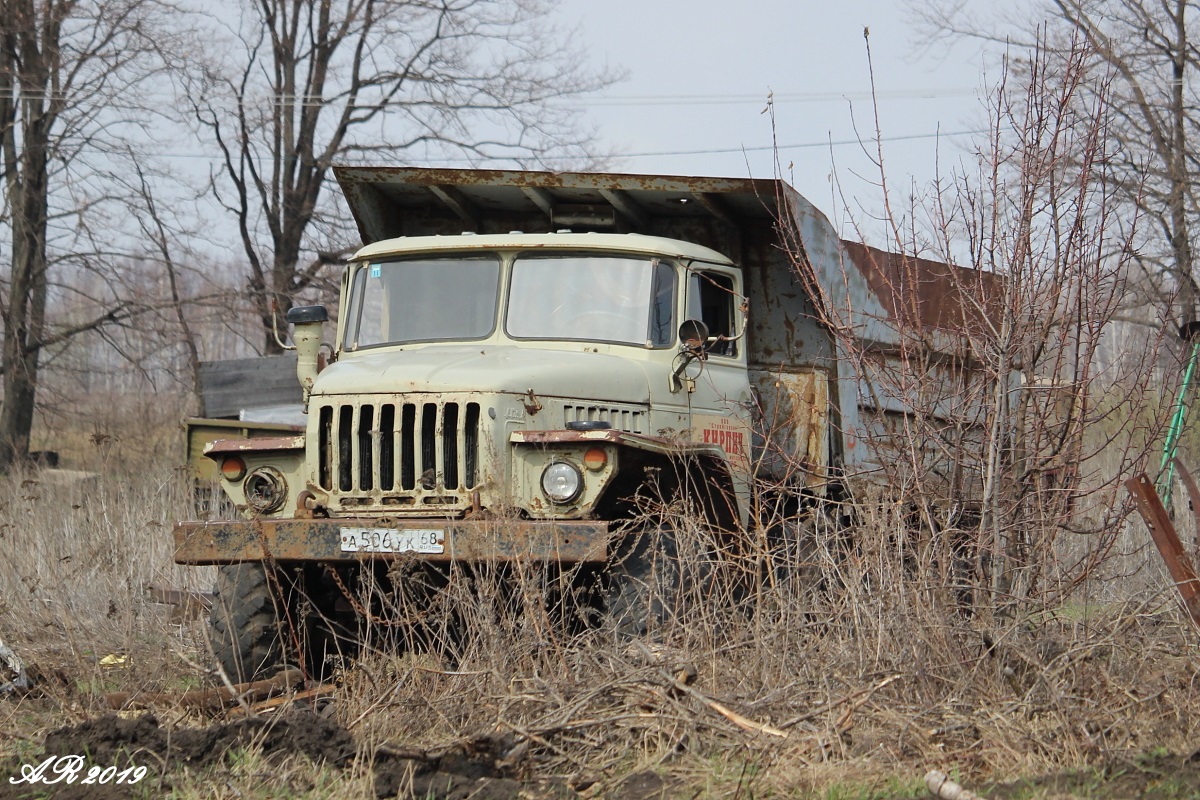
[370,264,381,278]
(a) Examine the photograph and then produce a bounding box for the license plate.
[339,527,445,555]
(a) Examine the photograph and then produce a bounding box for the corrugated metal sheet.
[199,355,301,418]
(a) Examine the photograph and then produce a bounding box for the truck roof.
[352,231,735,265]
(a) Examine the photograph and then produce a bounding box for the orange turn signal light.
[583,447,608,471]
[221,456,247,481]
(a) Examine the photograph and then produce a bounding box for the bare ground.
[2,626,1200,800]
[2,457,1200,799]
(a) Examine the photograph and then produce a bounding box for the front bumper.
[173,517,612,565]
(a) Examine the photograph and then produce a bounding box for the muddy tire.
[605,528,683,637]
[208,564,288,682]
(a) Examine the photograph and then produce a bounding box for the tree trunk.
[0,134,50,471]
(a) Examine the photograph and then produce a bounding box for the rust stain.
[294,490,316,519]
[523,388,543,416]
[204,436,305,457]
[751,368,829,491]
[511,428,724,461]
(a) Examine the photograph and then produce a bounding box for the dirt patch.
[606,770,670,799]
[372,735,579,800]
[373,757,528,800]
[0,710,354,799]
[40,710,354,770]
[2,712,584,800]
[983,749,1200,799]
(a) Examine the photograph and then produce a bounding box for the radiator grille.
[317,401,481,495]
[563,404,645,433]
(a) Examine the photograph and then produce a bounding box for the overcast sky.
[553,0,1008,244]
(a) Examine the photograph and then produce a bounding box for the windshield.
[507,255,676,346]
[344,256,501,349]
[342,252,678,349]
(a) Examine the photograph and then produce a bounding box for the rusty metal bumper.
[173,517,612,565]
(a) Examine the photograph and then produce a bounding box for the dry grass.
[1,414,1199,798]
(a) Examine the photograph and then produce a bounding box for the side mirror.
[678,319,709,350]
[671,319,710,394]
[287,305,328,408]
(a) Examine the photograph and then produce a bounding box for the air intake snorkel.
[286,305,329,409]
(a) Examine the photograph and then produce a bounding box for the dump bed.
[334,167,1002,498]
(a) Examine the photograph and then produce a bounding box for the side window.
[686,270,738,357]
[346,264,390,349]
[648,260,676,346]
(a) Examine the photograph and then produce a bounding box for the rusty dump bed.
[333,166,1006,494]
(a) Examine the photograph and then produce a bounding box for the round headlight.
[541,461,583,504]
[244,467,288,514]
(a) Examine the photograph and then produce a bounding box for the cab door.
[682,264,754,525]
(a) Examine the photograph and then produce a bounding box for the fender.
[203,436,307,517]
[204,435,306,459]
[511,429,746,527]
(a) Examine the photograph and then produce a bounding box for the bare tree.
[911,0,1200,331]
[782,35,1168,610]
[0,0,170,468]
[189,0,615,354]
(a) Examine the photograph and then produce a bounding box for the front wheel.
[208,563,351,682]
[208,564,287,683]
[605,527,684,637]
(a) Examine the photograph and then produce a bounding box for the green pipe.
[1159,338,1200,505]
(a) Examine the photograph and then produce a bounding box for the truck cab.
[305,232,753,527]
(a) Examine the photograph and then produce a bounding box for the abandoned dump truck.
[174,168,999,679]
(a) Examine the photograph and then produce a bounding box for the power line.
[144,128,989,164]
[2,86,981,110]
[563,88,981,108]
[600,129,988,160]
